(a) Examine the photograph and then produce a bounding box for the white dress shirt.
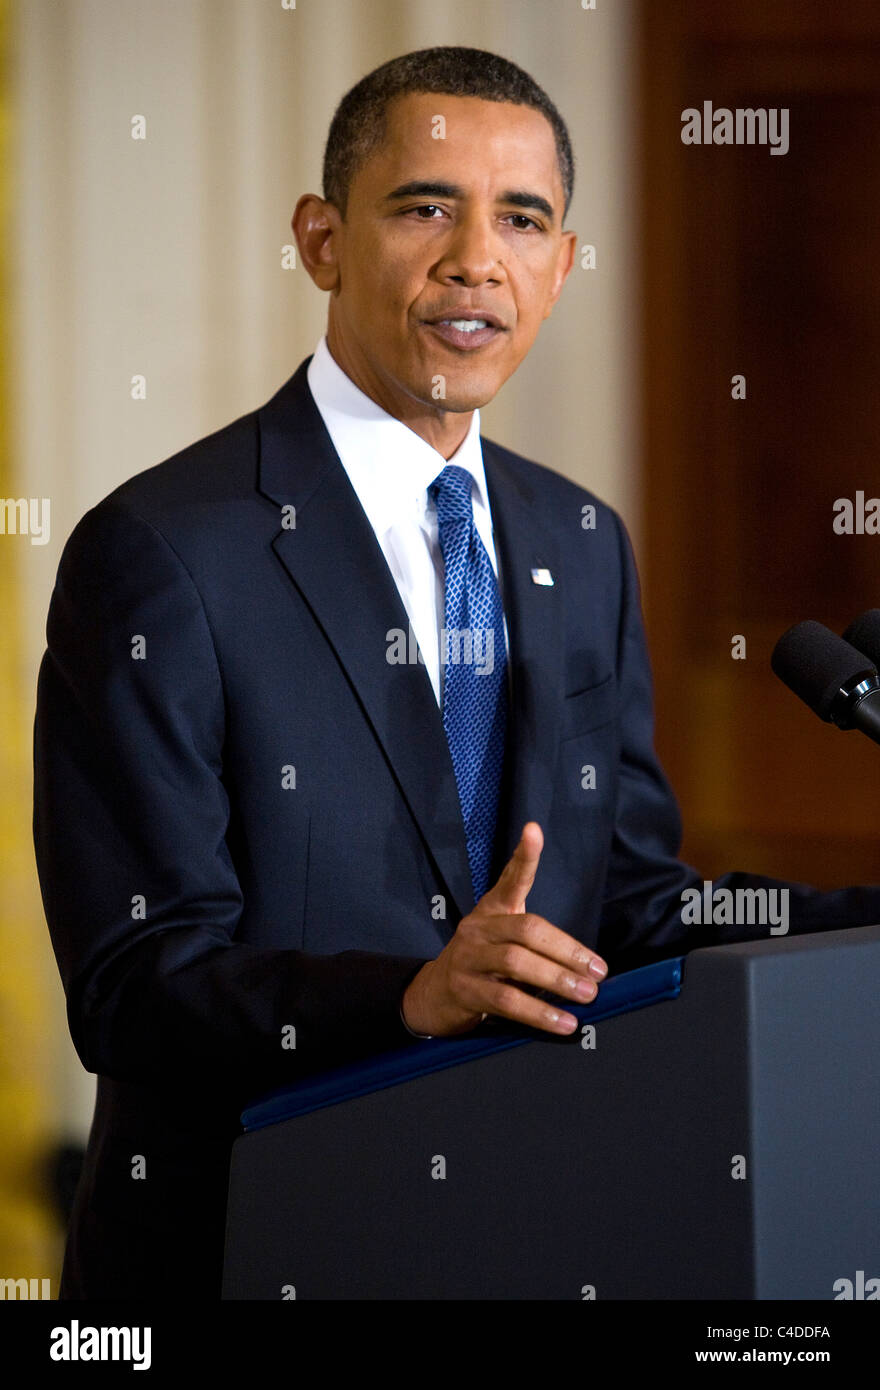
[306,335,508,706]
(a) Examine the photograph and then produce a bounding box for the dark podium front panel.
[223,925,880,1299]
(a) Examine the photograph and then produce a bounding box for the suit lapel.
[482,440,565,863]
[256,361,473,919]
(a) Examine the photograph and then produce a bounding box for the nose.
[434,211,504,286]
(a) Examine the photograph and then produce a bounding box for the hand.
[402,822,607,1037]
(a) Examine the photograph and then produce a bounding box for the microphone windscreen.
[771,620,876,720]
[843,609,880,667]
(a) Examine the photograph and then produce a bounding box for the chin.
[435,388,497,413]
[426,369,506,412]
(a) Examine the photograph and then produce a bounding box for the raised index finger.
[482,821,544,915]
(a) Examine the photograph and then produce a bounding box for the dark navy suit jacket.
[33,358,880,1298]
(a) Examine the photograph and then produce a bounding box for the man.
[33,46,880,1300]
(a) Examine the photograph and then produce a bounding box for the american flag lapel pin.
[530,567,554,586]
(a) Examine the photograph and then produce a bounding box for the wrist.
[401,964,433,1038]
[399,999,433,1039]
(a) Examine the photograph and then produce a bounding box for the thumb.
[481,821,544,915]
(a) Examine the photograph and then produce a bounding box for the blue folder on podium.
[241,955,683,1131]
[223,925,880,1300]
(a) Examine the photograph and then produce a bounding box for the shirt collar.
[306,335,488,537]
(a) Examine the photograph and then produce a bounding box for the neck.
[325,325,473,459]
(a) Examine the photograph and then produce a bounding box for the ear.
[292,194,343,292]
[543,229,578,319]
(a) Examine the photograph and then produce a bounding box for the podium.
[222,924,880,1299]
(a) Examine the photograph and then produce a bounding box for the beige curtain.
[0,0,60,1287]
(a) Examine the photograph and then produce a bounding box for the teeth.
[442,318,489,332]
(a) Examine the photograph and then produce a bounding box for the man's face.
[317,93,576,418]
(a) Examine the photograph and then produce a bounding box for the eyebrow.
[383,180,555,224]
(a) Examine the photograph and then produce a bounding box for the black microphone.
[842,609,880,667]
[771,619,880,746]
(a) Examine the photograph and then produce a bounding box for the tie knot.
[429,464,474,524]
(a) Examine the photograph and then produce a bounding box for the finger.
[481,941,601,1006]
[476,975,580,1036]
[481,821,544,914]
[482,911,608,980]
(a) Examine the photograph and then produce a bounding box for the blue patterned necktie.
[429,464,508,903]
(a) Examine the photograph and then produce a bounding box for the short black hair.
[322,46,574,222]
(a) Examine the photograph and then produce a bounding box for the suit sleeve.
[33,500,429,1098]
[596,509,880,966]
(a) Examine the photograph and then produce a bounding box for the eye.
[507,214,541,230]
[407,204,446,219]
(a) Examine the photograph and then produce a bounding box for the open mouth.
[422,317,506,350]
